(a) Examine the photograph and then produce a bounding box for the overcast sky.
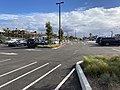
[0,0,120,37]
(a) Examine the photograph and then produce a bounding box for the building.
[0,29,5,33]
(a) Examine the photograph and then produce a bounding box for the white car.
[5,39,27,47]
[5,39,19,44]
[52,40,59,44]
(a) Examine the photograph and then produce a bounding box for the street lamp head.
[56,2,59,4]
[56,2,64,4]
[60,2,64,4]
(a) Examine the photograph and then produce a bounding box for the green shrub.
[100,73,112,86]
[82,56,109,77]
[82,56,98,67]
[81,55,120,90]
[81,55,120,80]
[0,34,6,44]
[84,64,100,77]
[109,55,120,62]
[93,55,108,61]
[37,44,60,48]
[107,55,120,80]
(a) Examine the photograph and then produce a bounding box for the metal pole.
[67,31,69,42]
[75,30,76,38]
[111,31,113,37]
[59,4,61,44]
[56,2,64,45]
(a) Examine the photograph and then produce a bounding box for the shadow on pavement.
[29,85,55,90]
[59,70,82,90]
[89,43,120,48]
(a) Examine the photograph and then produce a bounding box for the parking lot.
[0,41,120,90]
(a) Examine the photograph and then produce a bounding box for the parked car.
[99,37,120,46]
[27,39,36,48]
[40,40,48,45]
[6,39,27,47]
[52,40,59,44]
[19,40,27,46]
[8,40,20,47]
[27,38,49,48]
[5,39,18,45]
[96,37,102,44]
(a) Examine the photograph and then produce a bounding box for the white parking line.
[0,59,11,63]
[22,64,61,90]
[25,49,42,51]
[0,62,37,78]
[112,48,120,52]
[0,52,18,55]
[54,68,75,90]
[73,50,79,55]
[0,63,49,89]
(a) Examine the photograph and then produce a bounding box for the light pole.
[111,31,113,37]
[56,2,64,44]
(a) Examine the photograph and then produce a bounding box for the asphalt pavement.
[0,42,120,90]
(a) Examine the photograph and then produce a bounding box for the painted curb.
[76,61,92,90]
[52,44,65,49]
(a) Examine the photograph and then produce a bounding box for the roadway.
[0,41,120,90]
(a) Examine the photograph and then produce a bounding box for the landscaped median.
[76,55,120,90]
[37,44,65,48]
[37,44,60,48]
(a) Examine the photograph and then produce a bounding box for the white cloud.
[0,14,19,20]
[0,7,120,37]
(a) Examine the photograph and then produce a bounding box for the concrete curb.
[76,61,92,90]
[52,44,65,49]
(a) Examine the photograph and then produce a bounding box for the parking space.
[0,59,80,90]
[0,44,81,90]
[1,41,120,90]
[84,41,120,55]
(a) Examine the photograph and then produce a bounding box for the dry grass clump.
[81,55,120,89]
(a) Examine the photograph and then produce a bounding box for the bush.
[107,55,120,80]
[81,55,120,90]
[109,55,120,62]
[82,56,109,77]
[0,34,6,44]
[81,55,120,81]
[37,44,60,48]
[100,73,112,86]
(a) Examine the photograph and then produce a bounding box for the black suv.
[27,39,36,48]
[27,38,48,48]
[99,37,120,46]
[96,37,102,44]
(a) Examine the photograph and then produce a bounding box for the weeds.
[81,55,120,82]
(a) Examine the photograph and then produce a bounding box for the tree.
[69,35,74,41]
[89,33,92,40]
[20,30,25,38]
[53,34,58,38]
[59,28,64,42]
[0,34,6,44]
[45,22,53,44]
